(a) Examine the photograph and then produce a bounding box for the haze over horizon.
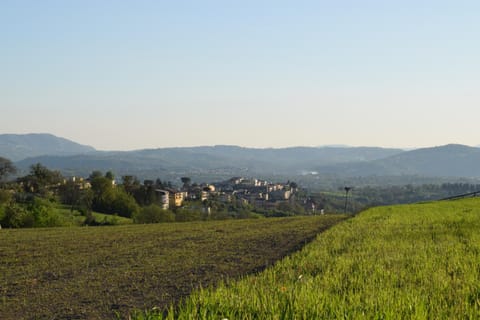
[2,1,479,151]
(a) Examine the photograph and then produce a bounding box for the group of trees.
[88,171,139,218]
[121,176,172,207]
[0,158,68,228]
[0,158,142,228]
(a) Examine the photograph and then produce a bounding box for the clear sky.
[1,0,479,150]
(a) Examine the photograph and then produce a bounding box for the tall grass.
[149,199,480,319]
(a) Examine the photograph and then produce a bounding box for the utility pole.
[344,186,352,213]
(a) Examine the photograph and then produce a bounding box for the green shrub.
[28,197,63,227]
[1,203,33,228]
[134,204,175,224]
[174,208,203,222]
[0,197,68,228]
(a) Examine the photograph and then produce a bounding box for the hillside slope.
[162,198,480,319]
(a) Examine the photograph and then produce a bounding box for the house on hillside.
[164,188,184,207]
[155,189,169,209]
[171,191,184,207]
[269,189,292,201]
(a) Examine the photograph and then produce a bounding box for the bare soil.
[0,215,346,319]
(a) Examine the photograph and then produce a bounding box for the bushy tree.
[28,197,63,227]
[0,197,65,228]
[58,180,81,211]
[133,183,157,206]
[89,171,139,217]
[0,157,16,183]
[181,177,191,189]
[1,202,33,228]
[122,175,140,195]
[78,189,94,216]
[18,163,62,196]
[110,189,139,218]
[105,171,115,181]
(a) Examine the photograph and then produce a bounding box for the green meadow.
[146,198,480,319]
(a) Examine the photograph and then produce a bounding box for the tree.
[144,179,154,187]
[105,171,115,181]
[110,189,139,218]
[181,177,191,189]
[0,202,32,228]
[121,175,141,197]
[18,163,62,195]
[91,175,113,199]
[90,171,114,212]
[0,157,16,183]
[58,180,81,212]
[76,188,92,212]
[122,175,135,194]
[89,172,138,217]
[1,197,65,228]
[133,182,156,206]
[89,171,103,180]
[155,178,163,188]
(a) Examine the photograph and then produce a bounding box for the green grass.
[0,215,345,319]
[91,211,133,225]
[149,198,480,319]
[56,208,134,226]
[0,202,133,227]
[46,204,133,226]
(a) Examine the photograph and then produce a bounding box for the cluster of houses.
[64,176,318,213]
[154,177,316,212]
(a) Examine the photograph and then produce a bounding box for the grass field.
[0,215,345,319]
[146,198,480,319]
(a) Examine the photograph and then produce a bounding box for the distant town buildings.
[62,175,318,213]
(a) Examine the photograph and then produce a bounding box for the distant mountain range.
[315,144,480,178]
[13,145,403,177]
[2,133,480,181]
[0,133,95,161]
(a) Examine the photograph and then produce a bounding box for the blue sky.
[1,1,479,150]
